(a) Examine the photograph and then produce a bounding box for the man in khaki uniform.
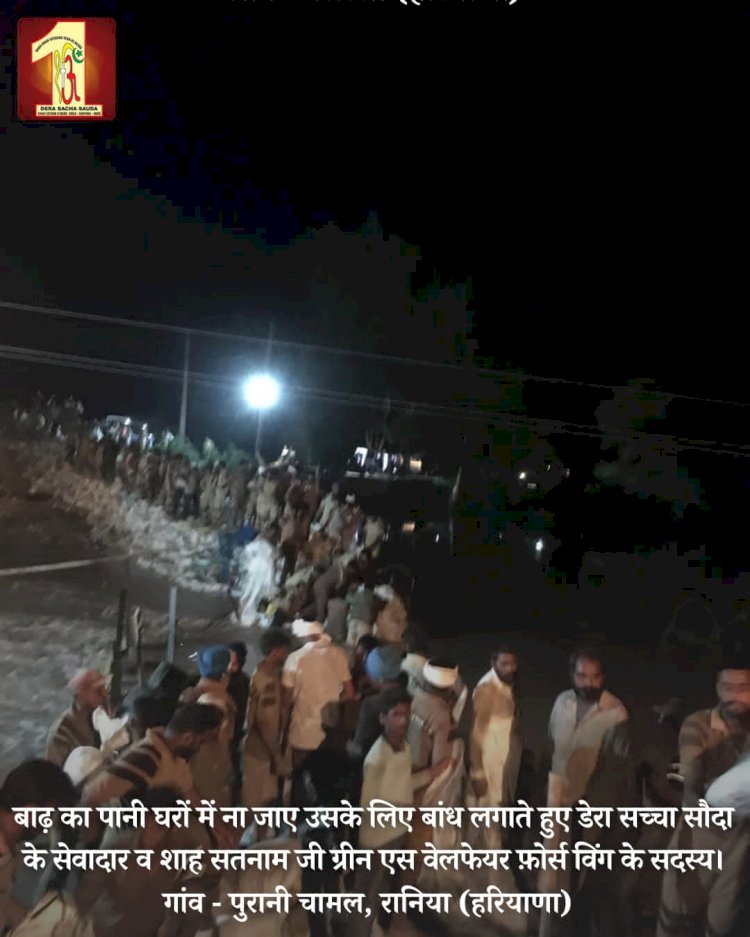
[405,659,460,877]
[243,629,292,821]
[180,647,237,807]
[281,620,354,778]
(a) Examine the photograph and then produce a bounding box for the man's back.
[83,729,192,806]
[284,639,351,751]
[679,707,750,806]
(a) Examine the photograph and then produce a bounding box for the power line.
[4,299,750,410]
[0,343,499,425]
[0,299,496,374]
[3,341,750,460]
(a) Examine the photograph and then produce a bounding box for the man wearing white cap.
[281,620,354,783]
[405,657,461,875]
[46,670,109,767]
[407,658,460,771]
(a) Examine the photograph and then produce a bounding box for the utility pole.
[254,321,274,461]
[167,586,177,663]
[179,333,190,437]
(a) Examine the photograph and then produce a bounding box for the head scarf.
[422,659,459,690]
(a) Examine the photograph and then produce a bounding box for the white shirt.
[706,754,750,817]
[92,707,128,745]
[282,635,351,750]
[359,736,431,849]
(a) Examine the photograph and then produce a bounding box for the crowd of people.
[1,395,749,937]
[0,630,746,937]
[8,392,390,599]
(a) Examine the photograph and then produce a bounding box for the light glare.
[243,374,280,410]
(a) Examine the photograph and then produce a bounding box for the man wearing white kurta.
[468,645,522,811]
[541,648,628,937]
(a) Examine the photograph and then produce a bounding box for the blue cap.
[197,645,231,679]
[365,644,404,683]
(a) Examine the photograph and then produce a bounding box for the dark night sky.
[0,1,748,463]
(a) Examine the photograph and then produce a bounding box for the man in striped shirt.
[82,702,223,808]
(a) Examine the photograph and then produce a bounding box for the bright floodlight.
[243,374,280,409]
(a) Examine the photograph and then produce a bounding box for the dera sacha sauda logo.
[17,18,116,120]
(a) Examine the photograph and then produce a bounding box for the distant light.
[519,471,526,480]
[402,522,416,534]
[535,538,544,552]
[409,458,423,473]
[434,533,440,543]
[243,374,280,410]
